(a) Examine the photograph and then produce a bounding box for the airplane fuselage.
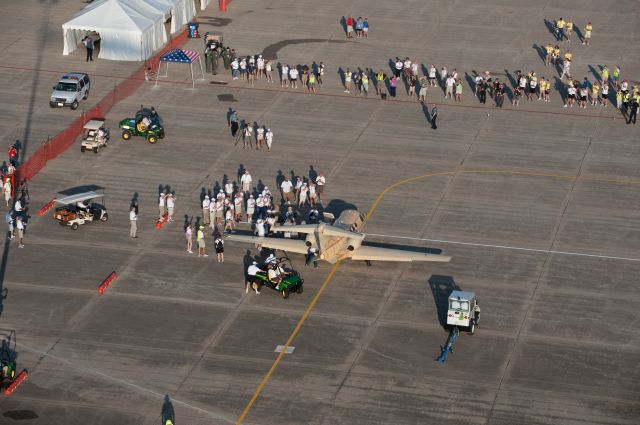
[306,210,365,263]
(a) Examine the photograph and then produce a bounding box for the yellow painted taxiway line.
[235,167,640,424]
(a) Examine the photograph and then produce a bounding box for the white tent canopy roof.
[62,0,193,61]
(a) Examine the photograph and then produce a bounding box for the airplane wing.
[350,245,451,262]
[225,234,310,254]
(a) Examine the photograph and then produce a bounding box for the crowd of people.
[213,17,638,123]
[179,168,328,258]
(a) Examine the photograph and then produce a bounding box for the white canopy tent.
[143,0,196,34]
[200,0,211,11]
[62,0,168,61]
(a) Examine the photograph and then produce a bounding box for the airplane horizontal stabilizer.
[271,224,319,234]
[350,245,451,262]
[226,234,310,254]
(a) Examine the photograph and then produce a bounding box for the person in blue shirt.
[356,17,364,38]
[582,77,591,90]
[363,18,369,38]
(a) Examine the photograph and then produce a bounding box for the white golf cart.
[53,190,108,230]
[81,120,109,153]
[446,290,481,334]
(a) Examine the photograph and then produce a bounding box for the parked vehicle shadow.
[428,275,461,328]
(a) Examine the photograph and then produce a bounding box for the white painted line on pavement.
[365,233,640,263]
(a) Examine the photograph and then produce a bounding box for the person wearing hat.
[246,261,262,294]
[197,225,208,257]
[266,128,273,152]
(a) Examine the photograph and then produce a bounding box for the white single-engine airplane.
[226,210,451,264]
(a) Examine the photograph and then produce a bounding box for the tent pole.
[155,61,161,86]
[199,56,205,80]
[190,63,194,88]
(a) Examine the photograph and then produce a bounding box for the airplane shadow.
[428,275,461,328]
[361,241,443,255]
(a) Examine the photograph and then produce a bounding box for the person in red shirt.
[8,146,17,164]
[346,16,354,39]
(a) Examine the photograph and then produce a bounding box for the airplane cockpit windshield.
[450,300,469,311]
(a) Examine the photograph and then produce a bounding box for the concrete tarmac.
[0,0,639,424]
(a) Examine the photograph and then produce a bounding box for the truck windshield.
[55,82,78,92]
[450,300,469,311]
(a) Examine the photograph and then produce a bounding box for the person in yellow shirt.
[544,43,553,66]
[583,22,592,46]
[552,45,560,66]
[591,82,600,106]
[566,19,574,42]
[564,50,572,63]
[544,78,552,102]
[556,17,566,41]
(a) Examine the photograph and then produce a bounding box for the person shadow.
[553,76,566,104]
[531,43,546,64]
[588,64,602,82]
[311,61,319,77]
[464,72,476,96]
[275,170,285,191]
[277,62,283,83]
[544,19,558,40]
[308,166,317,182]
[387,58,396,76]
[213,181,221,195]
[574,25,584,43]
[161,395,175,425]
[237,163,245,182]
[421,102,433,126]
[339,16,347,36]
[337,67,345,87]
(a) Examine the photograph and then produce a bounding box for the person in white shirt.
[440,66,448,87]
[256,126,265,149]
[15,216,24,248]
[281,64,289,87]
[289,67,299,88]
[280,176,294,202]
[344,68,352,93]
[256,218,265,237]
[445,76,455,99]
[224,181,234,197]
[158,192,166,219]
[265,129,273,152]
[429,64,437,87]
[241,170,252,194]
[166,193,175,222]
[315,173,326,202]
[246,194,255,222]
[257,55,265,78]
[265,60,273,83]
[298,183,308,207]
[3,178,11,207]
[129,206,137,238]
[231,58,239,79]
[394,58,403,77]
[185,224,193,253]
[403,57,412,80]
[246,261,262,294]
[224,207,235,233]
[202,195,211,225]
[209,199,216,229]
[308,182,317,206]
[294,177,303,201]
[234,193,243,221]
